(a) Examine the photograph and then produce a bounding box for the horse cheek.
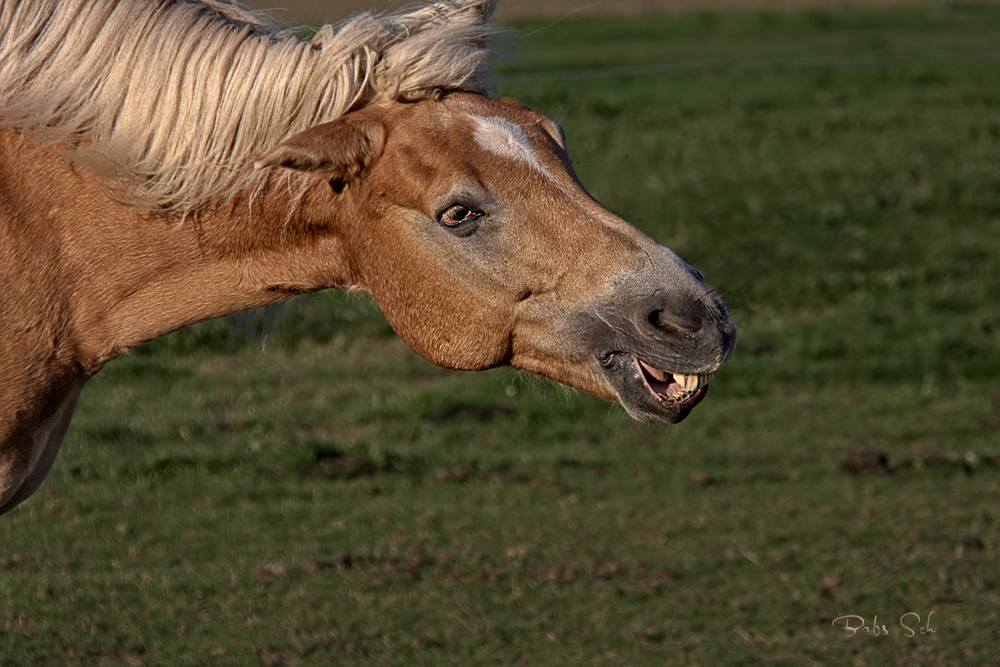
[371,263,510,371]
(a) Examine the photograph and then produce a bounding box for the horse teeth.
[658,371,715,403]
[675,372,715,391]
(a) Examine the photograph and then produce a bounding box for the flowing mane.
[0,0,502,213]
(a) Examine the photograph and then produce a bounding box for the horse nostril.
[646,299,708,337]
[649,309,692,335]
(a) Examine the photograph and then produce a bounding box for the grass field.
[3,3,1000,665]
[242,0,989,25]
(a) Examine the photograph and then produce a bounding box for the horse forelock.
[0,0,504,214]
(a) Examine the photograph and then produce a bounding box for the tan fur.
[0,1,736,516]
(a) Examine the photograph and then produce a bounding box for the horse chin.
[598,352,713,424]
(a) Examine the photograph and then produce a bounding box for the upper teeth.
[676,372,714,393]
[661,371,715,403]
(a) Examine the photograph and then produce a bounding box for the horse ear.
[255,117,386,189]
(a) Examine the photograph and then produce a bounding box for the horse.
[0,0,737,515]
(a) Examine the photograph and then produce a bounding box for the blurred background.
[245,0,962,24]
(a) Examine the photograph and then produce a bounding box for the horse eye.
[438,204,482,234]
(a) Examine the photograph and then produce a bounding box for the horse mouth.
[598,352,717,423]
[632,356,715,406]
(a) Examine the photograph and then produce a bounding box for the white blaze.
[471,115,546,174]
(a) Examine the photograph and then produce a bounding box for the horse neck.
[94,186,360,370]
[0,129,356,376]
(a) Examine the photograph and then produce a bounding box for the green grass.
[3,4,1000,665]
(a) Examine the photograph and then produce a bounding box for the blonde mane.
[0,0,503,213]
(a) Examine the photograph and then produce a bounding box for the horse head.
[258,92,737,423]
